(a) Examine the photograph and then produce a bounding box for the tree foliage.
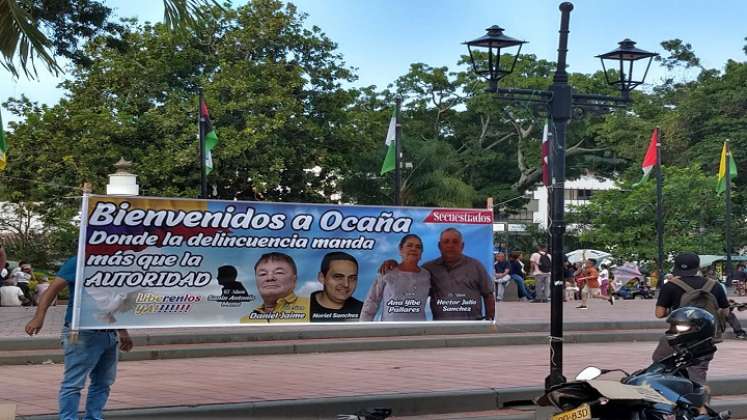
[0,0,220,78]
[4,0,357,204]
[0,201,78,269]
[2,4,747,267]
[569,166,742,262]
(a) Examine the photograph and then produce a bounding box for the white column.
[106,157,139,196]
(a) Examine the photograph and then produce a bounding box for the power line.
[0,175,83,192]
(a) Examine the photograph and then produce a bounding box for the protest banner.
[72,195,494,329]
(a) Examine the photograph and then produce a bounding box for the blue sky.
[2,0,746,128]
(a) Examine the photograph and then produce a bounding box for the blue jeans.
[59,328,119,420]
[511,275,531,299]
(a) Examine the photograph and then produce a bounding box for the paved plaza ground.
[1,298,746,417]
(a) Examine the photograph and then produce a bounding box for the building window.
[577,189,593,200]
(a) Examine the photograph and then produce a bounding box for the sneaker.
[576,305,588,310]
[519,297,529,302]
[608,295,615,306]
[531,300,543,303]
[735,332,747,340]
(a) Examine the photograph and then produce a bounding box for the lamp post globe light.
[464,2,657,390]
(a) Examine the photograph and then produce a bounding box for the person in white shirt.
[598,264,610,296]
[12,262,34,303]
[0,279,29,306]
[529,245,551,303]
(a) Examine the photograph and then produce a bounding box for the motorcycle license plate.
[552,403,592,420]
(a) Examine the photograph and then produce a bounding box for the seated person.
[493,252,511,302]
[34,276,56,306]
[1,279,30,306]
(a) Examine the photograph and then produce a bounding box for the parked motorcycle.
[537,307,731,419]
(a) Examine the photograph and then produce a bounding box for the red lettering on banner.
[423,209,493,224]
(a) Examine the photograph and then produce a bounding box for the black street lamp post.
[465,2,657,391]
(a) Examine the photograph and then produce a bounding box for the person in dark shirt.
[310,252,363,322]
[509,252,530,301]
[652,252,729,388]
[494,252,511,301]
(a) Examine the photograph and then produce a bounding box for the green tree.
[569,166,738,263]
[359,53,657,211]
[2,0,357,203]
[0,201,78,269]
[0,0,220,78]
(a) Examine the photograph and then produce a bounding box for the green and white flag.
[380,109,396,175]
[200,95,219,174]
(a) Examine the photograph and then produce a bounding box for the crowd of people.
[494,248,746,343]
[0,248,53,307]
[494,246,616,309]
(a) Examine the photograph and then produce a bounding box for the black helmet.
[665,307,715,350]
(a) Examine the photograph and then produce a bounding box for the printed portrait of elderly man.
[310,252,363,322]
[424,228,495,321]
[240,252,309,323]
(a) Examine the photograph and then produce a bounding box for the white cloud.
[297,280,322,297]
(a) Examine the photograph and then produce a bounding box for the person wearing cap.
[652,252,729,387]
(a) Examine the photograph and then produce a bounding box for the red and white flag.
[633,128,659,186]
[541,120,551,186]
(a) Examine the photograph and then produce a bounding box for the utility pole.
[393,97,402,206]
[655,128,665,288]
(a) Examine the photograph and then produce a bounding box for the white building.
[496,174,617,231]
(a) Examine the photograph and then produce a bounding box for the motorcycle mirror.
[576,366,603,381]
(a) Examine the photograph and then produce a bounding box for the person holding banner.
[24,256,134,420]
[310,252,363,322]
[240,252,309,323]
[361,234,431,321]
[425,228,495,321]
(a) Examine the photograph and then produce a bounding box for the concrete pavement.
[5,340,747,418]
[2,297,746,418]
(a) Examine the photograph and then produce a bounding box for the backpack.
[538,252,552,273]
[669,276,726,341]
